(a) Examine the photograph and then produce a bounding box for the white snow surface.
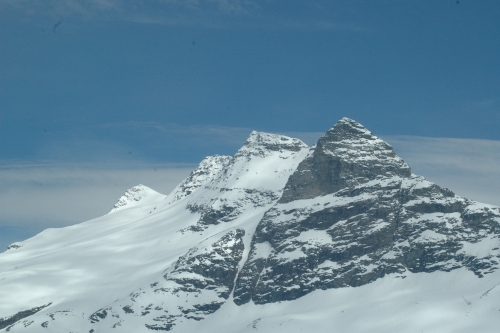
[1,126,500,332]
[109,184,166,213]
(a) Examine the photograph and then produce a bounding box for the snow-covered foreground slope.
[1,118,500,332]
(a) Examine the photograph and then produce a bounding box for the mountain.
[1,118,500,333]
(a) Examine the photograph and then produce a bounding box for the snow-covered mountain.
[1,118,500,333]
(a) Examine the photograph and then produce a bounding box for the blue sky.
[1,0,500,250]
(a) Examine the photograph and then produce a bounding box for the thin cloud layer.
[1,130,499,251]
[24,122,253,163]
[0,164,194,251]
[0,164,193,225]
[386,136,500,176]
[385,136,500,207]
[0,0,257,20]
[2,0,367,31]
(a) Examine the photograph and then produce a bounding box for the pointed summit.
[109,184,164,213]
[323,117,374,141]
[279,118,411,203]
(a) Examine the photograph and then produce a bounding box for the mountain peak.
[244,131,307,150]
[109,184,162,213]
[323,117,375,142]
[236,131,308,158]
[279,118,411,202]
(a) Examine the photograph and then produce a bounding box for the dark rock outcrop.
[85,229,246,331]
[279,117,411,203]
[0,303,52,331]
[233,118,500,305]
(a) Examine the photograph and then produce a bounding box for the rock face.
[279,117,411,203]
[167,155,233,204]
[88,229,245,331]
[233,119,500,305]
[234,175,500,304]
[1,118,499,333]
[0,304,52,331]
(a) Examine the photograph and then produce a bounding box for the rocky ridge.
[233,118,500,304]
